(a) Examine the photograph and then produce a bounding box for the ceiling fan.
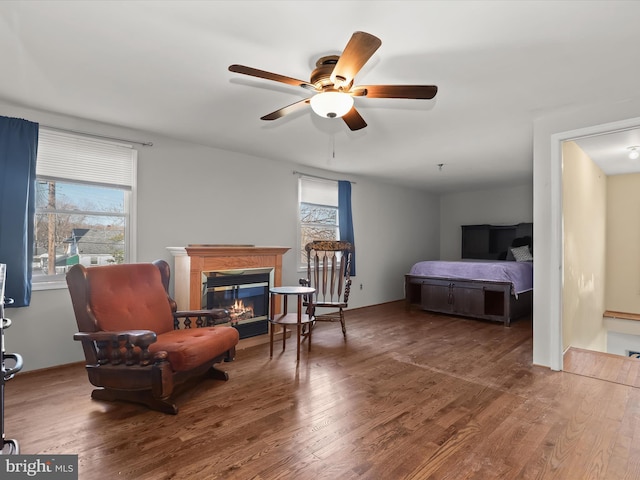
[228,31,438,131]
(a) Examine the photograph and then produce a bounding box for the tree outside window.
[33,180,127,280]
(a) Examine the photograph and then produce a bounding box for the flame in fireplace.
[228,299,254,323]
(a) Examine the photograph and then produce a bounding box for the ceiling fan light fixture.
[310,91,354,119]
[628,146,640,160]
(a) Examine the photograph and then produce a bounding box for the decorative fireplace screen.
[202,268,272,339]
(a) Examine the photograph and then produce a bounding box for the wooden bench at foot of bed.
[404,275,532,327]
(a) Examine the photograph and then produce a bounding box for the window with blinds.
[33,129,137,286]
[298,175,339,268]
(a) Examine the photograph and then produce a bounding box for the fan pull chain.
[328,134,336,161]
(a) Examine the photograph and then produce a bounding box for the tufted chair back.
[84,263,175,334]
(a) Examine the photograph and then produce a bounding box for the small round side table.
[269,286,315,362]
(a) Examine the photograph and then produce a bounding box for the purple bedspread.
[409,260,533,295]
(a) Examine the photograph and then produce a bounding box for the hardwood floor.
[5,301,640,479]
[564,347,640,389]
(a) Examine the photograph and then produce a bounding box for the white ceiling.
[573,127,640,176]
[2,1,640,192]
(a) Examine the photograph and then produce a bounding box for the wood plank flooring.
[5,301,640,479]
[564,346,640,388]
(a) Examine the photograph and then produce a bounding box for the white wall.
[439,183,533,260]
[1,102,440,371]
[606,173,640,313]
[608,332,640,357]
[533,99,640,369]
[561,141,607,353]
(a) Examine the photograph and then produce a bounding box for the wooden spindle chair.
[299,241,353,337]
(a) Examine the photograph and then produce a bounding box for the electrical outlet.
[360,283,363,290]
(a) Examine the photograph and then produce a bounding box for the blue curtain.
[338,180,356,276]
[0,116,39,307]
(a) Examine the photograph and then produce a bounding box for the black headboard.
[461,222,533,260]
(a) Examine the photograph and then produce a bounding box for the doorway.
[550,118,640,371]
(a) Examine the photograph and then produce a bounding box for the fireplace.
[168,245,291,346]
[202,268,271,339]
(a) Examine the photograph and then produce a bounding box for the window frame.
[297,176,339,271]
[32,129,137,290]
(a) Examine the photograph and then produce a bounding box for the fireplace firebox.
[202,268,271,339]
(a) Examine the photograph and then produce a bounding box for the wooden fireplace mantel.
[167,245,290,312]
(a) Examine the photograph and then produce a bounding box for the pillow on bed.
[510,245,533,262]
[506,236,532,261]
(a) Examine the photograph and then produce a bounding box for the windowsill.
[32,280,68,291]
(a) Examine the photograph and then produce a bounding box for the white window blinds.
[36,129,137,189]
[299,175,338,206]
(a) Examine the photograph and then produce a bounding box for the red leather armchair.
[67,260,239,414]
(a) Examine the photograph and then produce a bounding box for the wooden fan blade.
[351,85,438,99]
[229,64,317,91]
[342,107,367,131]
[330,32,382,88]
[261,99,311,121]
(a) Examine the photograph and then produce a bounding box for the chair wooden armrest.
[124,329,157,347]
[73,331,127,343]
[123,330,160,366]
[73,329,159,366]
[173,308,230,328]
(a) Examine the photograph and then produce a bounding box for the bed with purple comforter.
[409,260,533,295]
[405,260,533,326]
